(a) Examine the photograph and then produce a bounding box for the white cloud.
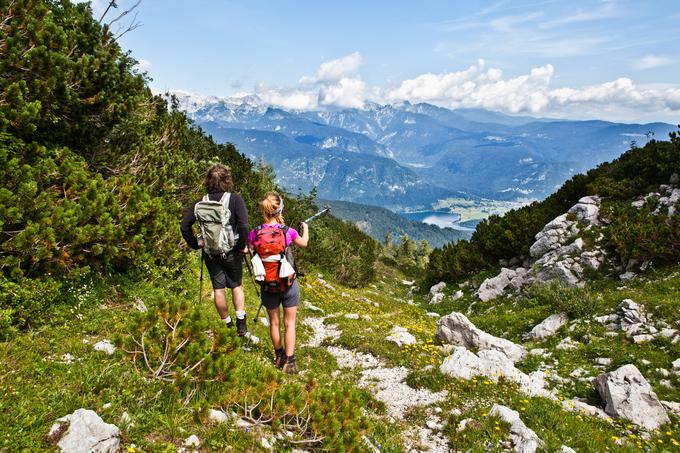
[634,55,671,70]
[241,53,679,122]
[318,77,367,109]
[299,52,363,84]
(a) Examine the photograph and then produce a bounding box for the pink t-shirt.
[248,224,299,247]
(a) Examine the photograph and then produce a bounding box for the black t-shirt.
[180,192,249,251]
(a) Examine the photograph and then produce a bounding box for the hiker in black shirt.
[180,164,250,335]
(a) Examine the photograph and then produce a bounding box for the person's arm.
[293,222,309,248]
[180,203,200,249]
[231,194,250,253]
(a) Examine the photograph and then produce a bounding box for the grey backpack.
[194,193,237,256]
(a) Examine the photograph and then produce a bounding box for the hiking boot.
[236,315,247,336]
[274,348,286,369]
[283,360,299,375]
[224,318,234,328]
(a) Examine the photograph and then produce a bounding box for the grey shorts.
[261,280,300,310]
[203,251,243,290]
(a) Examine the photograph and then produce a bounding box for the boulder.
[208,409,229,424]
[429,292,445,305]
[440,347,552,398]
[561,398,609,420]
[451,290,464,300]
[489,404,544,453]
[429,282,447,304]
[525,313,569,341]
[555,336,580,351]
[184,434,200,447]
[661,400,680,417]
[594,364,669,430]
[93,340,115,355]
[386,326,416,346]
[567,196,601,226]
[48,409,120,453]
[435,312,526,362]
[476,268,517,301]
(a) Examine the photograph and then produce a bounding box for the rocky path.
[301,314,450,452]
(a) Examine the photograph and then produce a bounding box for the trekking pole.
[303,205,331,224]
[198,251,204,305]
[243,250,265,347]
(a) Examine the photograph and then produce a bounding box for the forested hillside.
[424,134,680,285]
[0,0,376,337]
[321,199,469,247]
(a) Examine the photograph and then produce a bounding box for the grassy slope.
[1,261,679,451]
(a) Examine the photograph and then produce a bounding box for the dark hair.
[204,164,233,193]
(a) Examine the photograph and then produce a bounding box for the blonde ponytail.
[260,192,285,224]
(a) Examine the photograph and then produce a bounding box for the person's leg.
[204,254,232,326]
[268,307,282,349]
[213,289,229,317]
[231,285,245,312]
[223,253,246,334]
[283,306,298,357]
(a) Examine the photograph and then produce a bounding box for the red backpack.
[252,224,295,293]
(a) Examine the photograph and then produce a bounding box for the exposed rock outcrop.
[595,299,660,342]
[594,364,670,430]
[489,404,544,453]
[525,313,569,340]
[429,282,446,305]
[476,196,606,300]
[386,326,417,346]
[48,409,120,453]
[435,312,526,362]
[440,347,553,398]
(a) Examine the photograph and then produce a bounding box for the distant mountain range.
[174,91,675,209]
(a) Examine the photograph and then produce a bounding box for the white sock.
[223,316,232,324]
[236,310,246,320]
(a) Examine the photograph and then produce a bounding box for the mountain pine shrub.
[425,131,680,285]
[116,294,240,388]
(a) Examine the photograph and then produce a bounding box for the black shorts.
[261,280,300,310]
[203,251,243,290]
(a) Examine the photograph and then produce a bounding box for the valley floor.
[1,261,679,451]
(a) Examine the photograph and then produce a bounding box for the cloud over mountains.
[242,52,679,122]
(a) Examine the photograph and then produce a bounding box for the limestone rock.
[451,290,464,300]
[208,409,229,424]
[561,398,609,420]
[661,400,680,417]
[525,313,569,340]
[429,292,445,305]
[476,268,516,301]
[594,364,669,430]
[93,340,115,355]
[555,336,580,351]
[429,282,446,304]
[435,312,526,362]
[489,404,544,453]
[385,326,416,346]
[567,196,601,226]
[184,435,200,447]
[440,347,552,398]
[48,409,120,453]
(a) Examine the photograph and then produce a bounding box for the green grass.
[2,261,680,451]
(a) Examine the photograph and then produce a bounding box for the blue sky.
[88,0,680,122]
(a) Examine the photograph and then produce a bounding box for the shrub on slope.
[425,132,680,285]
